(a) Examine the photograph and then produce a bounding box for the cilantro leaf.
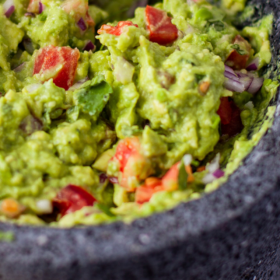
[178,161,188,190]
[208,19,225,31]
[231,44,247,55]
[74,76,113,121]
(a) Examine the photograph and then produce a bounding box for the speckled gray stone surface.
[1,1,280,279]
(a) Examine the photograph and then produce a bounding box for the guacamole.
[0,0,278,227]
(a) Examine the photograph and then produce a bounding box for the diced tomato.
[110,137,148,192]
[52,185,97,217]
[225,35,251,70]
[161,162,180,191]
[34,45,80,90]
[53,47,80,90]
[136,178,164,204]
[145,5,178,45]
[97,21,138,36]
[217,97,232,125]
[217,97,244,138]
[112,137,140,172]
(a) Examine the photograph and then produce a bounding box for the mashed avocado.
[0,0,277,227]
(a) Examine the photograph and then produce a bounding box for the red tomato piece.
[217,97,233,125]
[53,47,80,90]
[34,46,80,90]
[109,137,150,192]
[97,21,138,36]
[145,5,178,45]
[136,179,164,204]
[218,97,244,138]
[53,185,97,217]
[112,137,140,172]
[226,35,251,70]
[161,162,180,191]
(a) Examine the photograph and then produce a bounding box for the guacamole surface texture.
[0,0,277,227]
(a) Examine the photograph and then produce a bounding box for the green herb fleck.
[231,44,247,55]
[208,19,225,31]
[74,76,113,121]
[178,161,188,190]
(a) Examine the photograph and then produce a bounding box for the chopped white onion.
[25,83,41,93]
[244,101,254,110]
[183,154,192,166]
[207,153,220,173]
[202,173,216,184]
[36,199,53,214]
[114,56,135,84]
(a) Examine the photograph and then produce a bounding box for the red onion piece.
[38,1,44,14]
[3,0,15,17]
[246,57,259,71]
[13,62,26,73]
[224,65,236,76]
[224,71,239,82]
[99,173,108,184]
[83,40,95,52]
[247,77,264,94]
[24,12,35,17]
[224,78,245,93]
[77,17,87,31]
[108,177,119,184]
[213,169,225,178]
[4,5,15,17]
[238,75,253,91]
[19,115,43,135]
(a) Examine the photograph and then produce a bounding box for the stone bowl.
[1,0,280,279]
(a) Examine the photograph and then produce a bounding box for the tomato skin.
[225,35,251,70]
[161,162,180,191]
[136,181,164,204]
[110,137,147,192]
[53,47,80,90]
[217,97,232,125]
[217,97,244,138]
[53,185,97,217]
[97,21,138,36]
[112,137,140,173]
[34,46,80,90]
[145,5,178,45]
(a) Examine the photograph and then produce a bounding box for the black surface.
[1,0,280,279]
